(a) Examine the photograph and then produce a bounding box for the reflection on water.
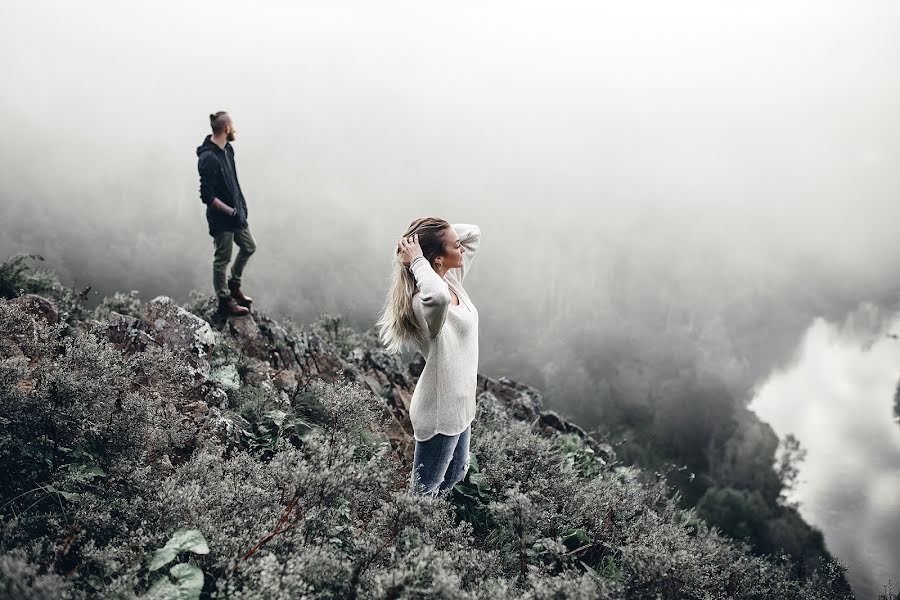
[749,309,900,599]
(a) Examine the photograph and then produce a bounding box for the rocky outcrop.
[152,297,614,462]
[142,296,217,364]
[337,326,614,464]
[4,293,614,465]
[99,296,215,373]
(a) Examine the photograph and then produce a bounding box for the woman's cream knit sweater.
[408,223,481,442]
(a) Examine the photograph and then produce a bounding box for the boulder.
[6,293,59,325]
[477,374,544,422]
[139,296,217,370]
[102,311,155,354]
[225,314,272,362]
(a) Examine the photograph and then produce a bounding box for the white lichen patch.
[209,364,240,391]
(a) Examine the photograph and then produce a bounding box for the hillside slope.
[0,255,879,599]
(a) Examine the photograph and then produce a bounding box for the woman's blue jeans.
[409,424,471,497]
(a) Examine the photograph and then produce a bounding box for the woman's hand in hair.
[398,233,424,267]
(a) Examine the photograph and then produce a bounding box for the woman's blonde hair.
[377,217,452,354]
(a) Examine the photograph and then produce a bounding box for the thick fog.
[2,0,900,412]
[3,1,900,595]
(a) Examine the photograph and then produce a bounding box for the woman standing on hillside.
[377,218,481,497]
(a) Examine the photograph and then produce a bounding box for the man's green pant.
[212,226,257,299]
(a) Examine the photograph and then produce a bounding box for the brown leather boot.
[228,280,253,307]
[219,295,250,317]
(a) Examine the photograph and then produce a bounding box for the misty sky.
[2,0,900,420]
[3,1,900,596]
[2,0,899,403]
[3,1,899,302]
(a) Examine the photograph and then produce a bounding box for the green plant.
[557,433,605,478]
[308,313,364,355]
[93,290,142,321]
[145,529,210,600]
[241,407,314,455]
[450,454,498,537]
[0,254,56,300]
[0,253,88,319]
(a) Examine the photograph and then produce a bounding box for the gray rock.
[140,296,217,371]
[6,293,59,325]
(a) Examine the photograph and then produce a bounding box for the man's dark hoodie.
[197,134,249,236]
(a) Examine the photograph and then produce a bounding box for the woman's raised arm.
[409,255,452,338]
[448,223,481,284]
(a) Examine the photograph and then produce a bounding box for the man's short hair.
[209,111,230,134]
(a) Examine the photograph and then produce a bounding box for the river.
[748,308,900,599]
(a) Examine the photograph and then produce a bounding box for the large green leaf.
[148,530,210,572]
[563,528,590,545]
[43,484,80,501]
[147,563,204,600]
[78,464,106,478]
[469,454,480,471]
[264,409,287,428]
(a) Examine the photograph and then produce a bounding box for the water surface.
[749,309,900,599]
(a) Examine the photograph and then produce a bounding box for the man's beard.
[226,131,235,142]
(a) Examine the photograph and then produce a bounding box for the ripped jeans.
[409,424,471,497]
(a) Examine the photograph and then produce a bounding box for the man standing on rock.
[197,111,256,317]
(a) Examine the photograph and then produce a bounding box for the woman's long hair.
[377,217,451,354]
